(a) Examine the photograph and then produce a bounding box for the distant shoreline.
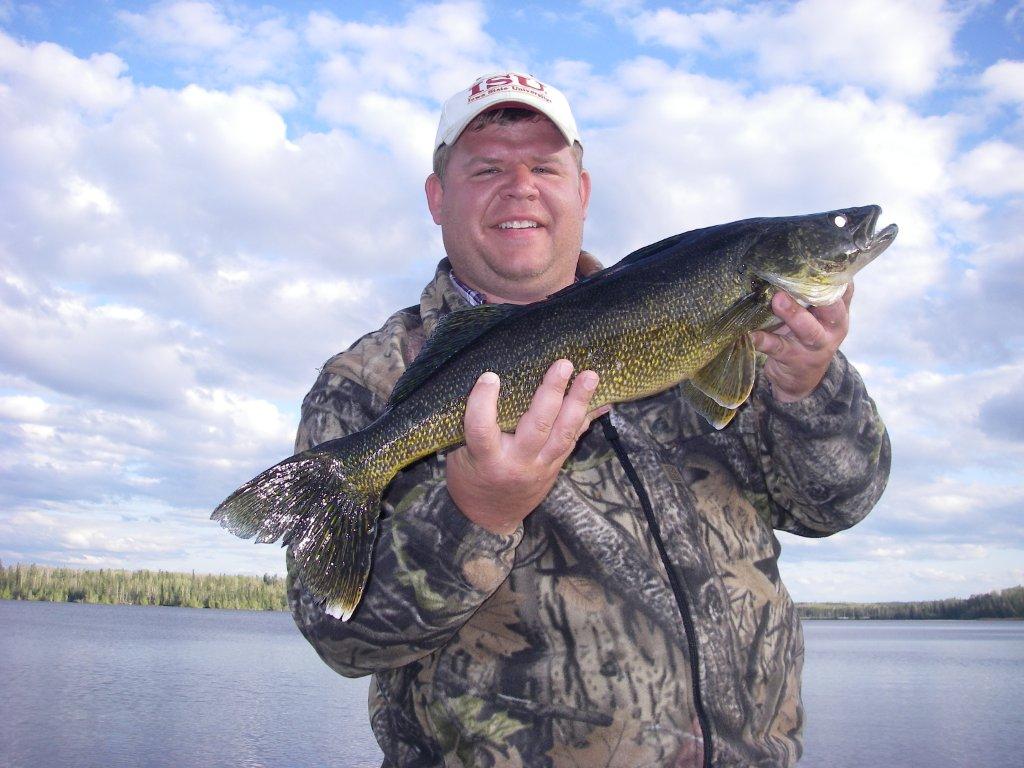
[2,561,1022,619]
[795,586,1023,620]
[0,561,286,612]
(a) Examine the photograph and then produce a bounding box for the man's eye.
[476,167,499,176]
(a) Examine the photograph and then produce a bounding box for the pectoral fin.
[708,286,773,338]
[691,334,755,409]
[681,380,739,430]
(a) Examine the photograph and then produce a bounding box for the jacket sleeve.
[286,368,522,678]
[707,351,891,537]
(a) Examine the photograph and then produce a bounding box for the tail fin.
[211,438,381,621]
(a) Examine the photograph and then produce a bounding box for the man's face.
[425,115,591,305]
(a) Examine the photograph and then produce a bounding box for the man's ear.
[579,168,592,219]
[425,173,445,225]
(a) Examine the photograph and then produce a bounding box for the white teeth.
[499,220,539,229]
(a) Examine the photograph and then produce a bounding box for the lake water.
[1,600,1021,767]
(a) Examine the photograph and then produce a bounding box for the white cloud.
[0,282,196,408]
[980,58,1024,104]
[62,175,120,217]
[275,277,369,305]
[119,1,241,51]
[0,394,49,421]
[865,363,1024,475]
[215,17,298,81]
[0,24,433,572]
[0,30,132,113]
[953,140,1024,197]
[234,82,298,112]
[307,2,516,166]
[631,6,737,50]
[627,0,961,96]
[780,550,1024,601]
[978,380,1024,442]
[1,24,435,371]
[893,204,1024,374]
[783,530,967,562]
[184,387,293,448]
[306,1,496,88]
[0,500,286,576]
[117,1,297,81]
[176,83,294,156]
[134,248,189,275]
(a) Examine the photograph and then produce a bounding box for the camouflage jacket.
[287,259,891,768]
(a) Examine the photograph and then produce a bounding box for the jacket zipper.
[599,415,714,768]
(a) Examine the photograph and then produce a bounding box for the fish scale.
[212,205,897,619]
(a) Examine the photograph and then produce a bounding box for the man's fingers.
[752,287,853,403]
[771,291,831,352]
[575,404,611,441]
[575,404,612,441]
[465,361,603,468]
[752,329,785,357]
[514,359,574,454]
[537,369,599,465]
[809,288,851,338]
[463,370,502,459]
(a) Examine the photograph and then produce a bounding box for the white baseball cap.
[434,72,582,152]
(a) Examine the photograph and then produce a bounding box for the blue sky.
[1,0,1022,602]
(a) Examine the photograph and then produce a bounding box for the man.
[288,73,890,767]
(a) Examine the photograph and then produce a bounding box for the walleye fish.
[212,205,897,619]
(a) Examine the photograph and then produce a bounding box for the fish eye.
[833,214,848,228]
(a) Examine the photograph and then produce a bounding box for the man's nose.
[501,164,538,199]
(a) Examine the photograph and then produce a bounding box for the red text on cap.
[468,73,546,98]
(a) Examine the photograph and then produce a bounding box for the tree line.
[796,585,1024,620]
[1,560,1021,617]
[0,560,286,611]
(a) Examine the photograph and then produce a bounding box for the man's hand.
[446,359,608,535]
[751,284,854,403]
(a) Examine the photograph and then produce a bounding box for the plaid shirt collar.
[448,269,487,307]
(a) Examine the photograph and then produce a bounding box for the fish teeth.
[499,220,539,229]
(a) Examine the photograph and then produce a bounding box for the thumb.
[463,371,502,459]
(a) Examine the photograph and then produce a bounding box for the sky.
[0,0,1022,603]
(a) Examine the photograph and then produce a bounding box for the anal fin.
[681,380,739,430]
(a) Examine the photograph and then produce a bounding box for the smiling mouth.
[498,220,540,230]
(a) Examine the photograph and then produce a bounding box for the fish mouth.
[853,205,898,262]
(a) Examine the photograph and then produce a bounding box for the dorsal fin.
[386,303,523,408]
[618,230,694,266]
[542,238,682,304]
[545,224,750,306]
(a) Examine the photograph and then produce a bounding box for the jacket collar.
[418,258,471,341]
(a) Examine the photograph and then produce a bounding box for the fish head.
[746,205,898,306]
